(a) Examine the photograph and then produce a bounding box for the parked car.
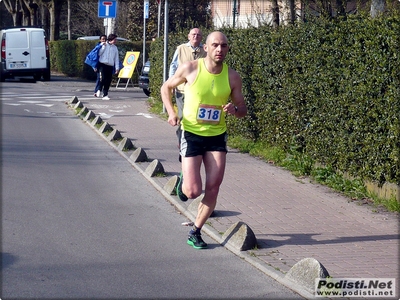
[77,36,130,42]
[0,27,51,82]
[138,60,150,96]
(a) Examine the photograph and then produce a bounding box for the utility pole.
[163,0,169,113]
[143,0,149,66]
[157,0,161,38]
[232,0,238,28]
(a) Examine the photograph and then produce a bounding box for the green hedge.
[49,40,146,81]
[148,14,399,186]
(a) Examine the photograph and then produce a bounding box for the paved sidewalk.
[45,76,399,298]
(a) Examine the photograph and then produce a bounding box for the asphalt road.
[1,77,302,299]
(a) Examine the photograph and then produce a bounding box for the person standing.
[93,34,107,97]
[169,28,206,119]
[161,31,247,249]
[97,33,120,100]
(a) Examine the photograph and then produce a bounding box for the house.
[209,0,369,28]
[210,0,301,28]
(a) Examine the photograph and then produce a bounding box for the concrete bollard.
[145,159,165,177]
[129,147,148,162]
[284,257,330,295]
[118,137,134,151]
[221,221,257,251]
[107,129,122,141]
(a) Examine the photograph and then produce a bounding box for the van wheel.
[43,70,51,81]
[0,74,4,82]
[143,89,150,96]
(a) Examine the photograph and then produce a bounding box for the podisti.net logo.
[315,278,396,298]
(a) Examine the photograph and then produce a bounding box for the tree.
[39,0,63,40]
[281,0,296,25]
[271,0,279,28]
[2,0,23,26]
[126,0,212,41]
[370,0,385,17]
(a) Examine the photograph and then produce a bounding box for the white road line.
[136,113,153,119]
[98,113,114,119]
[19,100,45,104]
[36,104,54,107]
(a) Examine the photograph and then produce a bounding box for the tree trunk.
[20,0,31,26]
[370,0,385,18]
[3,0,20,26]
[281,0,295,25]
[40,0,62,41]
[20,0,39,26]
[321,0,333,18]
[336,0,346,17]
[67,0,71,40]
[271,0,280,28]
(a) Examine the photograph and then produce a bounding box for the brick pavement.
[48,76,399,298]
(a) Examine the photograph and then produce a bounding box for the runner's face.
[100,36,106,43]
[206,34,229,63]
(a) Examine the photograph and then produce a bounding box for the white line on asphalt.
[136,113,153,118]
[36,104,54,107]
[19,100,45,104]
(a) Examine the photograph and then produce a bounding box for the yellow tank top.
[182,58,231,136]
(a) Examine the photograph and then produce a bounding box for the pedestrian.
[161,31,248,249]
[169,28,206,119]
[93,34,107,98]
[96,33,120,100]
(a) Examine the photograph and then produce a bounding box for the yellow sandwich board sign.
[116,51,140,89]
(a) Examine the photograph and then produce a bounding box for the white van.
[0,27,51,82]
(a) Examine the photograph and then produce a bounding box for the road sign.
[118,52,140,79]
[98,0,117,18]
[116,51,140,89]
[144,0,149,19]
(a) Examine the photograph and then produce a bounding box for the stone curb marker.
[84,110,95,121]
[107,128,122,141]
[221,221,257,251]
[145,159,165,177]
[130,147,148,162]
[118,137,134,151]
[284,257,330,294]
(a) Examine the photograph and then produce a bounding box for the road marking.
[19,100,45,104]
[136,112,153,118]
[37,104,54,107]
[98,113,114,119]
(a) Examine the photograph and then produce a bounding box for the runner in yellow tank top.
[182,57,231,136]
[161,31,248,249]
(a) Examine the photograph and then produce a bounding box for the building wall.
[210,0,366,28]
[211,0,274,28]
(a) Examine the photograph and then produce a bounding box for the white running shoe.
[95,90,100,97]
[102,95,110,100]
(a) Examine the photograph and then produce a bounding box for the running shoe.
[176,172,188,202]
[187,233,208,249]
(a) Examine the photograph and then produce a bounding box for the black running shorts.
[179,130,228,157]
